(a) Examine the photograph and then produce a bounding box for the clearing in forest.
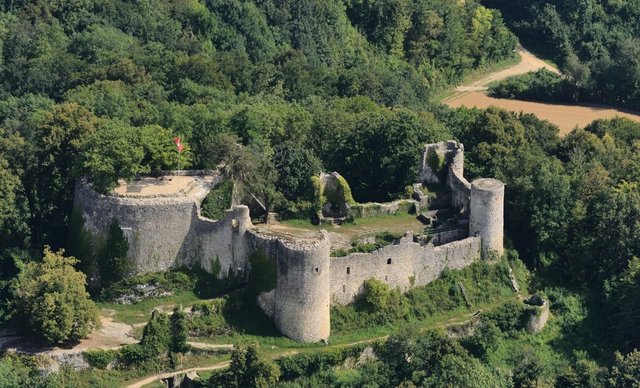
[444,48,640,135]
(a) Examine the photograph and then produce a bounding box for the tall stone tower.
[469,178,505,257]
[272,233,331,342]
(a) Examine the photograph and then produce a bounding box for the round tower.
[273,232,331,342]
[469,178,504,258]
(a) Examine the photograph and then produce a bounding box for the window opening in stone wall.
[314,267,319,273]
[342,285,346,292]
[346,267,351,274]
[385,275,388,281]
[387,258,392,264]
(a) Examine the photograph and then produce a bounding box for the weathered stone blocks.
[469,178,505,257]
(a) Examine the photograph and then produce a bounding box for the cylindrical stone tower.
[273,232,331,342]
[469,178,504,258]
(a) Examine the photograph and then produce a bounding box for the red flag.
[173,136,184,153]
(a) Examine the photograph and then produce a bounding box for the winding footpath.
[123,307,495,388]
[444,48,640,135]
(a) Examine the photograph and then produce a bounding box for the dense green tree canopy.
[12,247,100,345]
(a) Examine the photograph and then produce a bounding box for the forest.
[483,0,640,110]
[0,0,639,386]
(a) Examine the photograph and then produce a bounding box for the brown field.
[443,48,640,136]
[446,92,640,136]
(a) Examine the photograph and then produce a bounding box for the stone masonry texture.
[74,140,503,343]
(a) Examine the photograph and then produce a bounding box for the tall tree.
[12,247,100,345]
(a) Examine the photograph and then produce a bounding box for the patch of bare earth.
[0,315,137,356]
[443,47,640,135]
[263,216,425,251]
[447,92,640,136]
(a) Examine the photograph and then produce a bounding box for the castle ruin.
[73,141,504,342]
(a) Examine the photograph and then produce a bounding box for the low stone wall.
[429,227,468,246]
[347,199,416,218]
[159,169,219,177]
[330,235,481,305]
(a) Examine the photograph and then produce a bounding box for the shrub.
[188,299,230,337]
[277,346,367,381]
[201,179,233,220]
[83,349,117,369]
[483,301,527,335]
[427,148,446,182]
[489,69,574,104]
[170,307,189,353]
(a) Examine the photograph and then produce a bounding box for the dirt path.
[443,47,640,134]
[125,307,488,388]
[442,48,558,104]
[0,316,137,355]
[126,361,231,388]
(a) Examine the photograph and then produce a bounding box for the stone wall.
[73,175,252,276]
[73,139,503,343]
[429,227,468,246]
[330,235,481,305]
[417,141,470,215]
[347,199,416,218]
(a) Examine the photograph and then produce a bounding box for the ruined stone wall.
[447,142,471,214]
[73,176,252,276]
[417,141,470,214]
[247,230,331,342]
[429,227,468,246]
[330,236,481,305]
[187,206,252,275]
[347,199,416,218]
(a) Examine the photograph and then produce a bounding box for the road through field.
[444,48,640,135]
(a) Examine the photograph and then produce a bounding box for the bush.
[277,346,367,381]
[489,69,575,103]
[483,301,527,335]
[99,269,197,302]
[83,349,117,369]
[330,232,401,257]
[427,148,447,182]
[201,179,233,220]
[99,218,129,288]
[188,299,231,337]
